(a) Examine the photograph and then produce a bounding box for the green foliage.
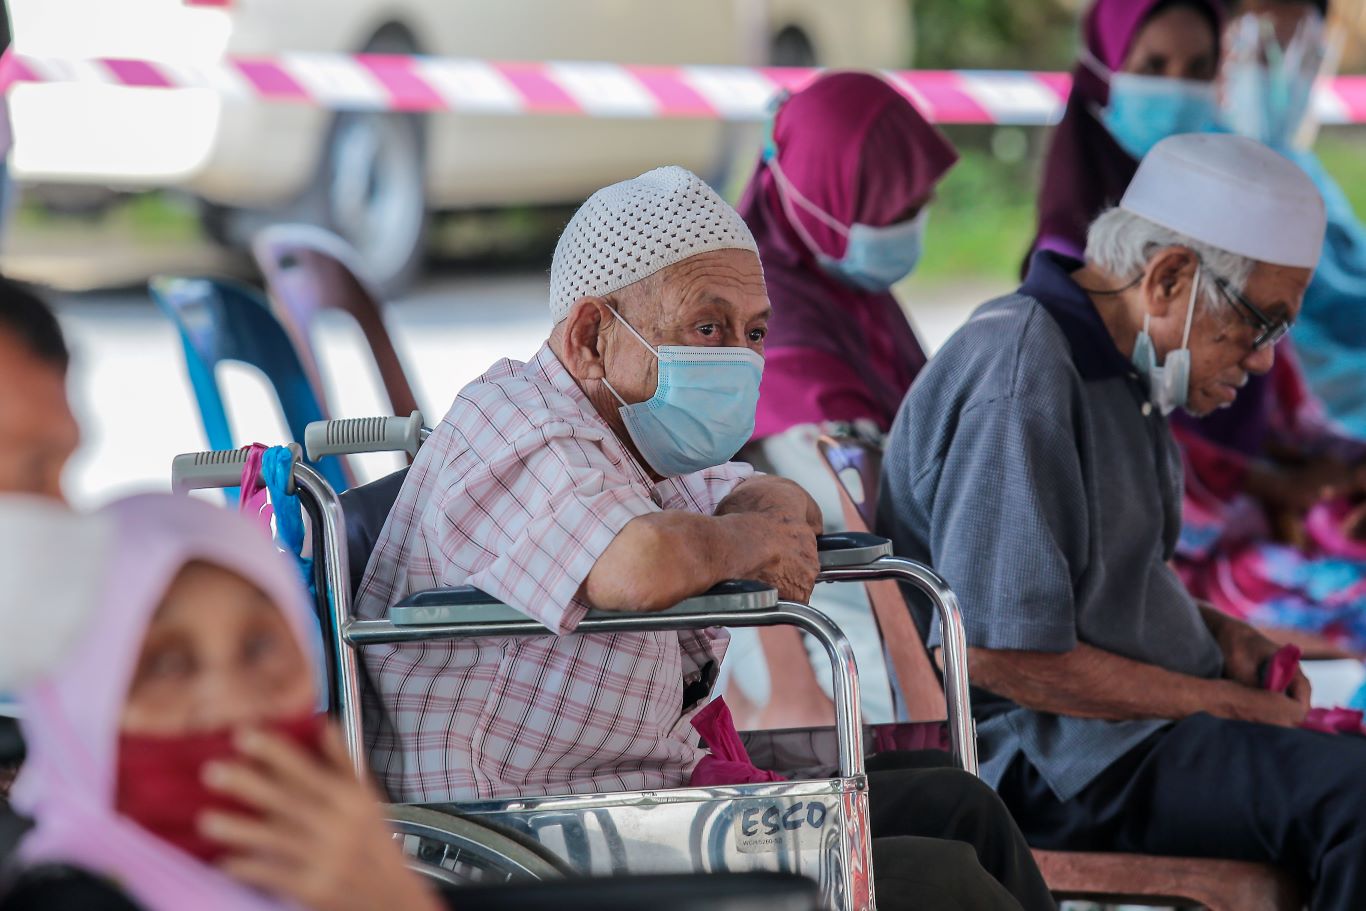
[1314,129,1366,217]
[906,126,1043,284]
[913,0,1079,70]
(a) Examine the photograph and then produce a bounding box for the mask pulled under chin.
[115,713,328,864]
[1132,265,1200,416]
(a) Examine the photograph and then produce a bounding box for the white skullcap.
[548,166,759,322]
[0,496,110,689]
[1121,133,1326,269]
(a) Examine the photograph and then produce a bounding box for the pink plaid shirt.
[355,344,752,802]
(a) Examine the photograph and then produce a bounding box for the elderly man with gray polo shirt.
[881,132,1366,907]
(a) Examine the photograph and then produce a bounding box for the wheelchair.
[170,413,978,911]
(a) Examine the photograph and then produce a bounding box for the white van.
[9,0,911,289]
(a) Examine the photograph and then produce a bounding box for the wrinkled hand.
[752,510,821,603]
[1210,612,1313,721]
[200,724,442,911]
[718,475,823,535]
[1227,685,1311,729]
[718,476,821,602]
[1214,613,1283,688]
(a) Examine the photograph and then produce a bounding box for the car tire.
[197,27,428,296]
[309,26,427,296]
[315,104,427,296]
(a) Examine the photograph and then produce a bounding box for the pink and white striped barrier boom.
[6,52,1366,126]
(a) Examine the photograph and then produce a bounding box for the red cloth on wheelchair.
[689,698,787,787]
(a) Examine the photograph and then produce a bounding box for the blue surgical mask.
[1102,73,1222,160]
[1132,264,1199,415]
[602,312,764,478]
[819,209,930,292]
[765,149,929,291]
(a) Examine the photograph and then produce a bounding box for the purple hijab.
[738,71,958,439]
[1031,0,1225,261]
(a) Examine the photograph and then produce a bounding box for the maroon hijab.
[739,71,958,438]
[1030,0,1225,261]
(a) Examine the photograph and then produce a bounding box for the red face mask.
[114,713,327,864]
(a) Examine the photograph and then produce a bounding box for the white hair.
[1084,208,1257,314]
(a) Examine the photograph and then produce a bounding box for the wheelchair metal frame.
[171,421,978,911]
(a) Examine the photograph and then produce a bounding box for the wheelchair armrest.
[388,580,777,628]
[816,532,893,569]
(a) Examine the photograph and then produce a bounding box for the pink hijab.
[11,493,319,911]
[738,71,958,439]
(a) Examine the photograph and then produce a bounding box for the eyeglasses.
[1213,276,1290,352]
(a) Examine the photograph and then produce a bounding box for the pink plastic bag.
[1263,643,1366,735]
[688,698,786,787]
[1263,644,1302,694]
[237,443,274,534]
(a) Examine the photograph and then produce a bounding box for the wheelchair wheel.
[387,805,569,886]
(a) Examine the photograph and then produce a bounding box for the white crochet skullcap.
[549,166,759,322]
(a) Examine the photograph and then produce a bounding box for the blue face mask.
[818,209,930,292]
[1101,73,1222,160]
[1131,264,1200,415]
[764,141,929,291]
[603,312,764,478]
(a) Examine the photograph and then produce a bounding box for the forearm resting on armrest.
[585,475,821,612]
[584,509,796,613]
[964,643,1302,725]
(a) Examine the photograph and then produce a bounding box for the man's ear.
[1143,247,1198,319]
[560,297,615,380]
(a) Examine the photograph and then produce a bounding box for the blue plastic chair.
[150,275,352,496]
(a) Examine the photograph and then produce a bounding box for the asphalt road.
[50,267,1000,507]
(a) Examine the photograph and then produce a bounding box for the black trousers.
[866,751,1056,911]
[997,712,1366,911]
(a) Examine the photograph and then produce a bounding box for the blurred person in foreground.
[0,494,444,911]
[355,166,1054,911]
[0,278,79,502]
[0,279,83,808]
[880,134,1366,907]
[718,71,958,728]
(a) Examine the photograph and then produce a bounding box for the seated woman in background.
[720,70,958,727]
[1220,0,1366,437]
[1,493,441,911]
[1168,0,1366,661]
[1031,0,1223,261]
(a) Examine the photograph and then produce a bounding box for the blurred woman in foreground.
[1,494,441,911]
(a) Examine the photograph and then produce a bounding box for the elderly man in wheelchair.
[350,167,1053,911]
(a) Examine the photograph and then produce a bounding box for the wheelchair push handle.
[305,411,428,461]
[170,443,301,493]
